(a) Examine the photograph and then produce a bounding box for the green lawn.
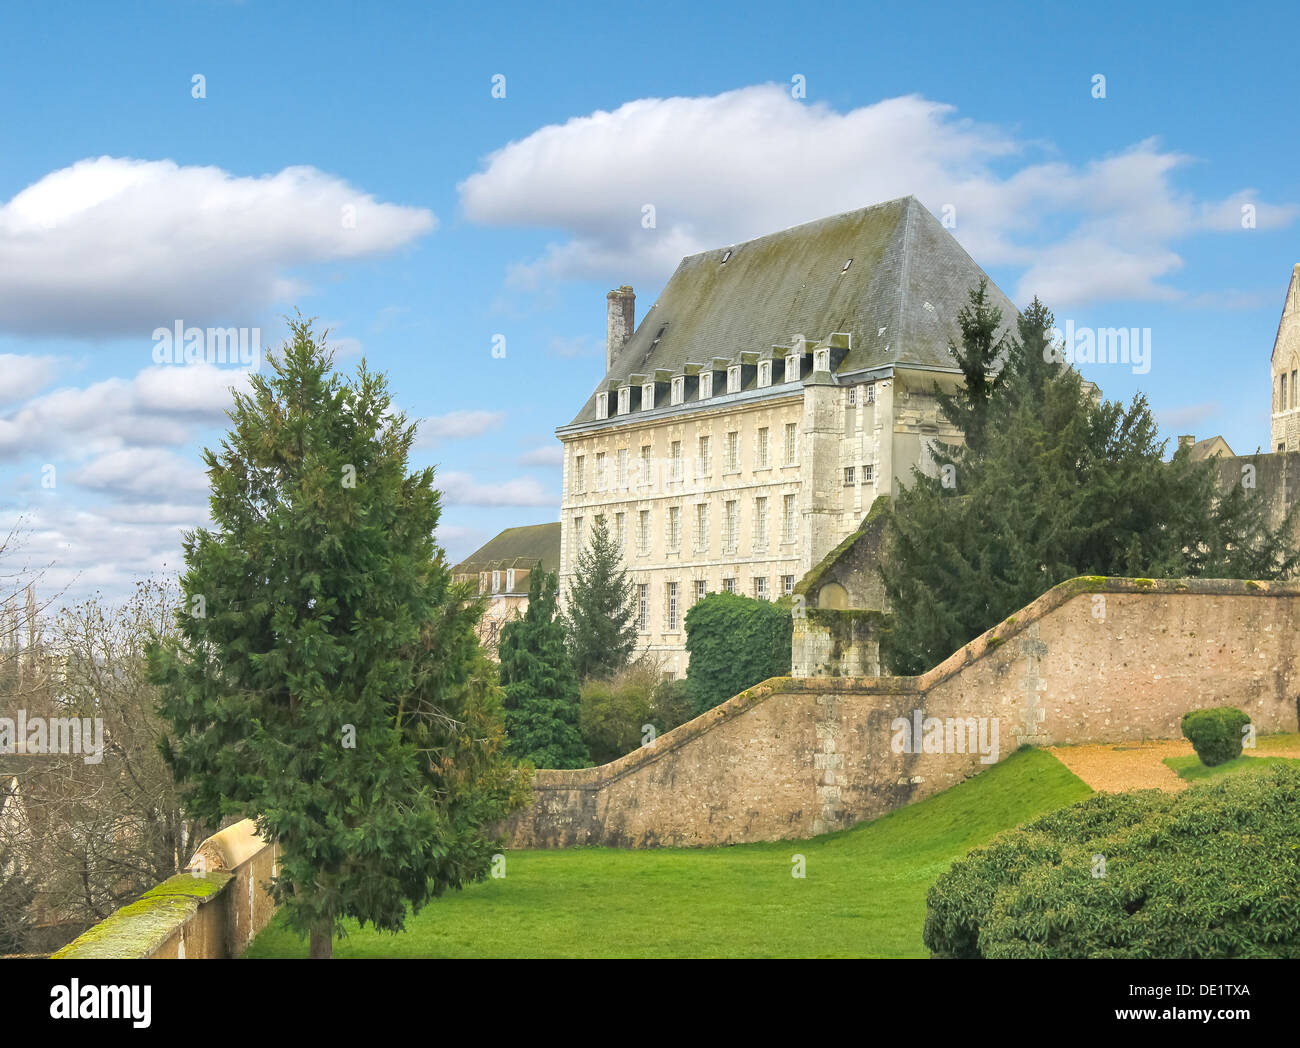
[246,746,1091,958]
[1164,752,1300,782]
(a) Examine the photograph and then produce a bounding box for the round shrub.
[1181,706,1251,766]
[924,765,1300,959]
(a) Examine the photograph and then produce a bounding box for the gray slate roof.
[570,195,1019,425]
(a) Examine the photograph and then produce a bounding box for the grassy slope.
[246,746,1091,959]
[1165,753,1300,782]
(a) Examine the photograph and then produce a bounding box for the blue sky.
[1,0,1296,605]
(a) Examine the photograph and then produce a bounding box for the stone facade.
[1270,265,1300,454]
[500,577,1300,848]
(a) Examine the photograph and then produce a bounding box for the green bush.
[924,765,1300,958]
[1181,706,1252,766]
[579,662,696,765]
[684,592,792,715]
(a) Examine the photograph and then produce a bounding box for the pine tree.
[563,515,637,680]
[147,317,528,958]
[881,293,1300,675]
[933,279,1015,460]
[499,567,590,768]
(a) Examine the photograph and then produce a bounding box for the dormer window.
[814,348,831,372]
[506,568,516,591]
[618,387,630,415]
[758,361,771,388]
[786,354,801,382]
[596,392,609,419]
[700,372,713,399]
[491,571,501,593]
[642,382,655,410]
[671,376,684,405]
[721,249,733,265]
[727,365,741,393]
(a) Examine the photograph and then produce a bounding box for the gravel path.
[1049,733,1300,793]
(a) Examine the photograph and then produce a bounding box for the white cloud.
[0,354,60,405]
[438,471,557,507]
[518,444,564,467]
[0,156,436,336]
[459,85,1298,308]
[416,410,506,446]
[70,448,209,499]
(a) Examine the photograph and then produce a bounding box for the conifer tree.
[563,515,637,680]
[881,294,1300,675]
[499,567,590,768]
[147,317,527,958]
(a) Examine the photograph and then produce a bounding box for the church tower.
[1270,264,1300,453]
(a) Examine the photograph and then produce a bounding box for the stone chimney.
[606,286,635,372]
[1178,434,1196,451]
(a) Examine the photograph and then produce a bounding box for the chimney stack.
[606,286,635,372]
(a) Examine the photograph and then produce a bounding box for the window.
[618,387,630,415]
[754,496,769,550]
[725,431,739,472]
[506,568,516,591]
[639,445,652,487]
[758,361,771,387]
[668,506,681,551]
[642,382,655,411]
[782,493,797,543]
[784,423,797,465]
[753,577,768,600]
[617,448,629,488]
[866,383,876,405]
[594,451,607,491]
[814,348,830,371]
[723,500,739,554]
[695,579,707,602]
[492,570,500,593]
[615,511,626,551]
[700,372,713,399]
[666,582,679,631]
[723,577,737,594]
[786,354,800,383]
[727,365,741,393]
[637,584,649,632]
[863,464,874,483]
[670,440,683,483]
[1293,370,1298,409]
[638,510,651,553]
[574,515,584,549]
[694,503,709,551]
[848,387,857,407]
[671,376,684,405]
[756,427,770,468]
[782,574,796,596]
[697,435,711,477]
[844,466,856,486]
[1283,374,1289,412]
[572,455,586,493]
[596,392,609,419]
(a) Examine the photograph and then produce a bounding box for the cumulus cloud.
[70,448,209,499]
[438,471,557,507]
[517,444,564,467]
[0,354,60,404]
[415,410,506,447]
[459,85,1297,308]
[0,156,436,337]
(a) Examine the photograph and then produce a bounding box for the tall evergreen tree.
[499,567,590,769]
[563,515,637,680]
[147,318,527,958]
[881,293,1300,675]
[933,279,1015,460]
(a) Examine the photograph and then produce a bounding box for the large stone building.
[556,196,1018,675]
[1270,264,1300,453]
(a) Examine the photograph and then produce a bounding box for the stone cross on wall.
[1013,632,1051,745]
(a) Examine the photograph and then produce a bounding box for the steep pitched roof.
[450,522,560,576]
[1269,263,1300,366]
[570,195,1019,424]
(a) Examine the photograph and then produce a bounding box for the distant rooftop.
[570,195,1019,425]
[450,522,560,578]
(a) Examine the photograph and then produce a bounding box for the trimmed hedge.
[1181,706,1252,766]
[923,765,1300,958]
[684,592,792,715]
